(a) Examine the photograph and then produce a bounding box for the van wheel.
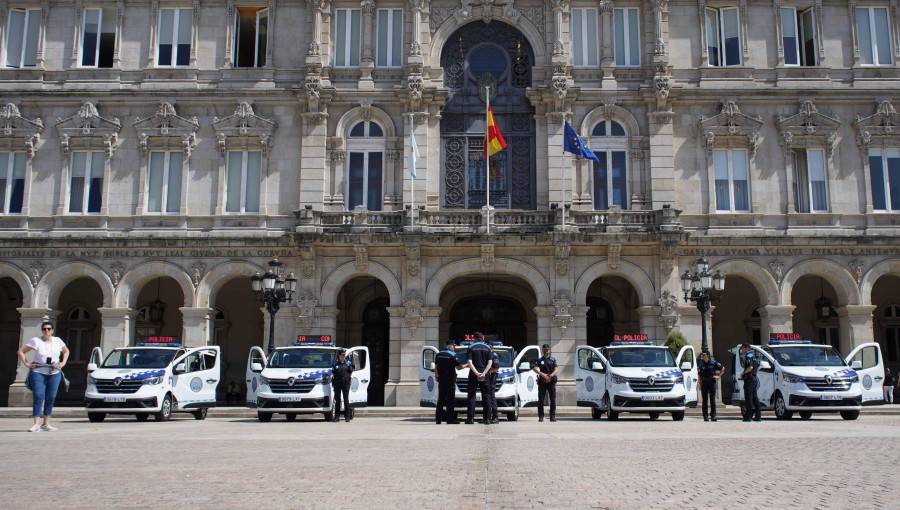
[671,411,685,421]
[154,395,172,422]
[605,394,618,420]
[799,411,813,420]
[192,408,208,420]
[135,413,149,422]
[591,408,604,420]
[506,401,519,422]
[257,411,272,422]
[774,393,792,420]
[324,399,335,422]
[840,410,860,421]
[649,412,660,420]
[285,413,297,422]
[739,404,747,419]
[87,412,106,423]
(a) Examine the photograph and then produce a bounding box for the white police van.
[84,337,221,422]
[729,337,885,420]
[575,339,698,421]
[419,339,539,421]
[246,335,370,422]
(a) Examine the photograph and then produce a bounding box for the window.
[346,121,384,211]
[376,9,402,67]
[69,151,103,214]
[713,149,750,212]
[857,7,892,66]
[868,149,900,211]
[0,152,25,214]
[5,8,40,68]
[181,350,216,372]
[850,344,880,369]
[147,151,183,213]
[334,9,361,67]
[571,8,599,67]
[614,8,640,67]
[157,8,192,66]
[793,148,828,212]
[781,7,816,66]
[225,151,261,213]
[81,8,115,68]
[590,120,628,210]
[233,7,268,67]
[706,7,741,66]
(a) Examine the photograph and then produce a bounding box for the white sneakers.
[40,424,57,432]
[28,424,41,432]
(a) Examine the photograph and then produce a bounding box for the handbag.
[24,369,33,392]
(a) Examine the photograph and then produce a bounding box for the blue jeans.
[30,371,61,418]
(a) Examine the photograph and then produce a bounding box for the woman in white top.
[17,321,69,432]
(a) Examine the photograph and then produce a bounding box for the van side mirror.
[759,360,772,371]
[251,362,264,373]
[518,362,531,371]
[591,361,604,371]
[174,362,186,374]
[87,363,97,373]
[429,362,435,371]
[850,360,862,370]
[680,361,692,371]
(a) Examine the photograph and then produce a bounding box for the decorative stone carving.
[189,261,206,288]
[776,100,841,157]
[354,244,369,272]
[699,100,764,156]
[109,262,126,287]
[854,100,900,152]
[552,75,568,112]
[657,289,680,330]
[555,241,570,277]
[133,103,199,158]
[0,103,43,157]
[403,291,425,337]
[849,259,865,285]
[212,102,277,157]
[405,242,420,277]
[299,245,315,278]
[608,243,622,271]
[407,75,424,110]
[654,75,670,110]
[768,259,785,285]
[295,291,319,332]
[55,103,121,158]
[481,244,494,270]
[28,261,45,286]
[552,290,575,332]
[661,240,677,277]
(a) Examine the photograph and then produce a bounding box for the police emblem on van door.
[114,377,122,387]
[351,378,359,392]
[585,376,594,392]
[527,376,535,391]
[427,376,434,392]
[190,377,202,392]
[863,374,873,390]
[251,377,258,392]
[686,378,692,391]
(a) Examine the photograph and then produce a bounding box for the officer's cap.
[701,349,710,356]
[542,344,551,350]
[337,349,346,355]
[740,343,751,349]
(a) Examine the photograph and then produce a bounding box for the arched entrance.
[440,21,535,209]
[132,277,185,343]
[791,275,840,348]
[0,277,23,406]
[585,276,639,347]
[870,274,900,377]
[711,275,763,396]
[336,277,391,406]
[439,274,537,350]
[56,277,103,404]
[211,277,263,403]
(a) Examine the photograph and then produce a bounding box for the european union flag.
[564,121,600,162]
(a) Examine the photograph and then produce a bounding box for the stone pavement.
[1,413,898,510]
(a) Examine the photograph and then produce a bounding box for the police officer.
[434,342,464,424]
[739,343,762,422]
[465,332,493,425]
[697,349,724,422]
[533,344,558,422]
[488,344,500,424]
[331,349,353,422]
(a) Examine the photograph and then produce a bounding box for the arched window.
[883,304,900,362]
[346,120,385,211]
[589,120,629,210]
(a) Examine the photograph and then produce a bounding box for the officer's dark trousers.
[436,379,457,423]
[537,382,556,419]
[700,378,717,419]
[489,374,498,421]
[743,378,761,420]
[467,375,492,423]
[333,382,351,420]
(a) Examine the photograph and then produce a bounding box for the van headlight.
[315,375,332,385]
[782,372,804,383]
[88,375,98,385]
[674,375,684,384]
[260,376,271,386]
[849,374,859,383]
[610,373,628,385]
[500,375,515,384]
[142,375,163,385]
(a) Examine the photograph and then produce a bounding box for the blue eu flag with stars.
[564,121,600,162]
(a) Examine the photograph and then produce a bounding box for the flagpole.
[563,153,567,228]
[409,113,414,228]
[485,85,491,234]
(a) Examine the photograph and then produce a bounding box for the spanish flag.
[484,106,507,158]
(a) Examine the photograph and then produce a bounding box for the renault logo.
[825,375,833,385]
[647,375,656,386]
[114,377,122,387]
[287,377,295,387]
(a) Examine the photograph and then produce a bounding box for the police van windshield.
[269,348,336,368]
[102,348,178,369]
[605,347,675,368]
[768,346,846,367]
[454,347,515,367]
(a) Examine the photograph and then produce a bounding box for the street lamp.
[680,254,725,352]
[251,258,298,354]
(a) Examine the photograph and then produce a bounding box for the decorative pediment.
[0,103,43,157]
[212,102,277,157]
[133,103,200,157]
[698,101,763,156]
[56,103,121,158]
[853,101,900,151]
[776,100,840,156]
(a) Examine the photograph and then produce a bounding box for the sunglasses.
[42,327,53,330]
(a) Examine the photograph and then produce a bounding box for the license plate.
[278,396,304,402]
[103,396,126,403]
[641,395,664,401]
[819,394,841,400]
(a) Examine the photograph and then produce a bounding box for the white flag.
[408,122,419,178]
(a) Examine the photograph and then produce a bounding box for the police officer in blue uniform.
[434,342,464,424]
[331,349,353,422]
[465,333,493,425]
[488,344,500,424]
[739,343,762,422]
[533,344,558,422]
[697,350,724,422]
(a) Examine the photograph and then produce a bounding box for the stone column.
[181,307,213,347]
[359,0,375,90]
[599,0,615,83]
[535,305,577,404]
[637,305,662,342]
[8,308,59,407]
[676,305,703,351]
[837,305,877,353]
[97,307,133,353]
[760,305,795,344]
[648,113,675,208]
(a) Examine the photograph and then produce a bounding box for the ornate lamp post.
[251,258,298,354]
[680,254,725,353]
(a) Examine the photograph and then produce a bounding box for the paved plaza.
[1,412,897,509]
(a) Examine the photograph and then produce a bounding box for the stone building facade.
[1,0,899,407]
